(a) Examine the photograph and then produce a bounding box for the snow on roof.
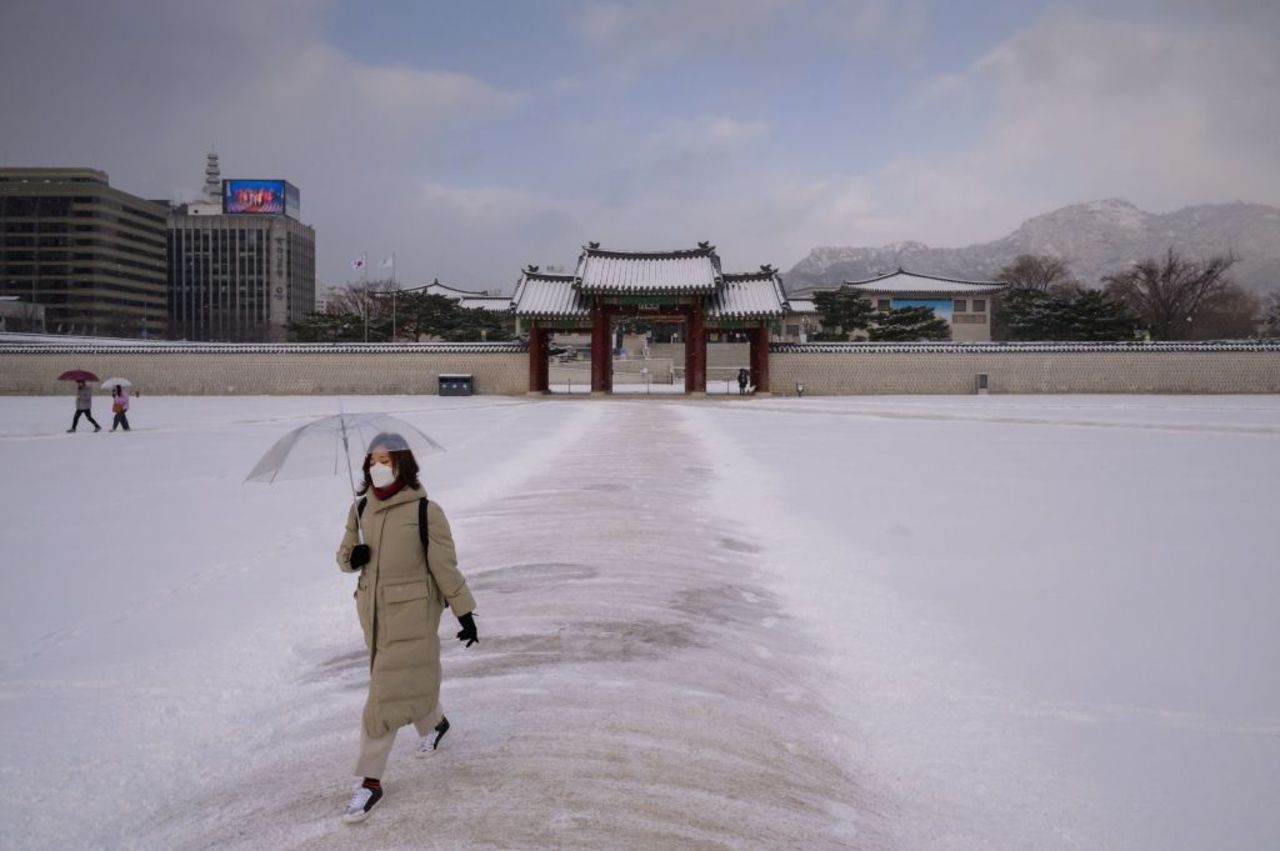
[511,270,590,319]
[420,280,494,298]
[576,243,721,294]
[458,296,512,311]
[707,270,787,318]
[842,269,1006,295]
[785,298,818,314]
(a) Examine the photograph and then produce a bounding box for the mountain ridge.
[786,199,1280,295]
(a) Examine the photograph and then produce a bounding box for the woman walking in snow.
[109,384,131,431]
[335,432,478,823]
[66,379,101,432]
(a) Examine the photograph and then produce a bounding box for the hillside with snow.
[786,199,1280,294]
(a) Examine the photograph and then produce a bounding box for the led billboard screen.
[285,182,300,220]
[223,180,286,215]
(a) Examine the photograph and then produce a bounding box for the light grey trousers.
[353,703,444,780]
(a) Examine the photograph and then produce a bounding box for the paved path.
[136,402,891,849]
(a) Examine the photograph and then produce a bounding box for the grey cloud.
[573,0,798,60]
[571,0,923,62]
[971,13,1280,209]
[0,0,517,288]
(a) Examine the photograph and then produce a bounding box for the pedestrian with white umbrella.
[245,413,478,824]
[102,378,133,432]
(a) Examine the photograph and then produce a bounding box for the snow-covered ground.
[1,394,1277,849]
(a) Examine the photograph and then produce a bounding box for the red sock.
[362,778,381,789]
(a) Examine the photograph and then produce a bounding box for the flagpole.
[362,251,369,343]
[388,254,398,341]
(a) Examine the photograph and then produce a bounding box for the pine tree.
[999,287,1138,341]
[868,306,950,341]
[813,289,875,340]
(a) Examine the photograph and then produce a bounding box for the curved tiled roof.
[576,243,721,294]
[511,270,590,319]
[458,296,513,311]
[707,270,787,318]
[842,269,1007,295]
[418,280,493,297]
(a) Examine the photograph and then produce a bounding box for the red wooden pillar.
[538,328,551,392]
[591,302,611,393]
[528,320,545,393]
[752,319,770,393]
[683,308,695,392]
[688,301,707,393]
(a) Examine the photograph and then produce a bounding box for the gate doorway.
[605,313,685,395]
[512,246,784,397]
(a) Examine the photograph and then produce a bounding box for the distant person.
[335,432,479,824]
[67,380,101,432]
[737,368,750,396]
[109,385,131,432]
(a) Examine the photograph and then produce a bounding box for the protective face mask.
[369,462,396,489]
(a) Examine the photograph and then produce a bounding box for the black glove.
[349,544,371,570]
[456,612,478,647]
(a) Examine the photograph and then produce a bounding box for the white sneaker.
[417,716,450,756]
[341,782,383,823]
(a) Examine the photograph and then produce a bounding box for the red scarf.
[372,480,405,501]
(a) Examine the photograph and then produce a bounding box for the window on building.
[973,299,986,312]
[954,299,967,312]
[37,198,72,216]
[877,299,891,310]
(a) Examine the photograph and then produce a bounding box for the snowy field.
[1,394,1277,850]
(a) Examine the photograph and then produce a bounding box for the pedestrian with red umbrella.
[59,370,102,433]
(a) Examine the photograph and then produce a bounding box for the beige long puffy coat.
[336,485,476,737]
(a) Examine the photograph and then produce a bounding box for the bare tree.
[993,254,1081,339]
[321,279,398,316]
[1263,291,1280,338]
[1193,286,1261,340]
[996,254,1079,293]
[1102,248,1238,340]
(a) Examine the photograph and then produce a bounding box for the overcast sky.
[2,0,1277,291]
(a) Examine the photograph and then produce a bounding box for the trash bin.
[438,374,474,396]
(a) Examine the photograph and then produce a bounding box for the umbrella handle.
[352,493,366,544]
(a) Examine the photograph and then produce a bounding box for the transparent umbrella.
[244,412,445,540]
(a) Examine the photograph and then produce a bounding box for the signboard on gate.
[604,295,695,307]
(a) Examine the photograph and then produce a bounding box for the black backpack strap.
[418,497,430,558]
[357,497,368,519]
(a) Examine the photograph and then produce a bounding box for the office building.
[0,168,168,336]
[166,154,315,341]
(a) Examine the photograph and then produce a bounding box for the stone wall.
[769,342,1280,395]
[6,340,1279,397]
[0,343,528,395]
